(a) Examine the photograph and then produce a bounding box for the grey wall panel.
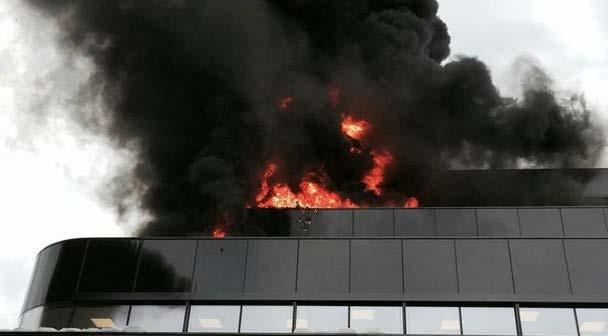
[562,208,608,237]
[395,209,435,236]
[244,240,298,294]
[476,209,520,237]
[403,240,458,294]
[456,240,514,294]
[436,209,477,236]
[518,208,563,237]
[565,239,608,295]
[309,210,353,237]
[297,240,349,294]
[350,240,403,293]
[510,239,571,295]
[354,209,394,236]
[194,240,247,295]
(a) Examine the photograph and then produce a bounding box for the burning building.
[13,0,608,334]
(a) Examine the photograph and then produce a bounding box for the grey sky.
[0,0,607,329]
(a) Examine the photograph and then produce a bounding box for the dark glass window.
[72,305,129,329]
[134,240,196,292]
[350,306,403,334]
[476,209,519,236]
[461,307,516,335]
[435,209,477,236]
[395,209,435,236]
[520,307,577,336]
[406,306,460,335]
[295,306,347,333]
[240,305,293,333]
[518,208,563,236]
[128,305,185,332]
[353,209,394,236]
[562,208,608,237]
[23,245,61,309]
[187,305,240,333]
[576,308,608,336]
[19,305,71,330]
[78,240,140,292]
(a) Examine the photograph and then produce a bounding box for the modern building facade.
[16,205,608,335]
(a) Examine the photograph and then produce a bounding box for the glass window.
[577,308,608,336]
[461,307,516,335]
[295,306,347,333]
[520,308,577,336]
[19,305,71,330]
[72,305,129,329]
[187,305,240,333]
[350,306,403,334]
[78,240,140,292]
[240,305,293,333]
[128,305,185,332]
[406,306,460,335]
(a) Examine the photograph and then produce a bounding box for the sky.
[0,0,607,329]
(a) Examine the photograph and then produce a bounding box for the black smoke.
[26,0,605,236]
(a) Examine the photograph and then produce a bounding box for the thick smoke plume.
[27,0,605,236]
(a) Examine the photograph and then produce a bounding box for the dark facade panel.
[308,210,353,237]
[403,239,458,295]
[23,240,86,309]
[518,208,563,237]
[193,240,247,295]
[395,209,435,236]
[435,209,477,236]
[510,239,571,295]
[561,208,607,237]
[244,240,298,294]
[564,239,608,296]
[456,240,514,294]
[476,209,520,237]
[350,240,403,293]
[297,240,349,294]
[135,240,197,292]
[78,239,140,293]
[354,209,394,236]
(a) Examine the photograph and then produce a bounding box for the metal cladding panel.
[561,208,608,237]
[24,240,86,310]
[456,240,514,294]
[354,209,394,236]
[297,240,349,294]
[403,240,458,295]
[564,239,608,296]
[435,209,477,236]
[476,209,520,237]
[134,240,197,292]
[244,240,298,294]
[394,209,436,236]
[308,210,353,237]
[510,239,571,295]
[78,240,140,293]
[518,208,563,237]
[350,240,403,293]
[193,240,247,295]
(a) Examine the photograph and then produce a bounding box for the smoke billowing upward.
[26,0,605,236]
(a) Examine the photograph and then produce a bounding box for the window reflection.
[350,306,403,334]
[72,305,129,329]
[240,305,293,333]
[19,305,71,330]
[295,306,347,333]
[128,305,185,332]
[520,307,577,336]
[406,306,460,335]
[577,308,608,336]
[461,307,516,335]
[188,305,240,333]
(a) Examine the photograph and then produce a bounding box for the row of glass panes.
[23,304,608,335]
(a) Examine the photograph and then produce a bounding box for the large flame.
[363,150,393,196]
[341,115,370,140]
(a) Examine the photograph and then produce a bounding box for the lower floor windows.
[19,303,608,335]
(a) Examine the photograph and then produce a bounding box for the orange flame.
[278,96,294,111]
[212,228,226,238]
[404,197,419,208]
[363,150,393,196]
[341,115,369,140]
